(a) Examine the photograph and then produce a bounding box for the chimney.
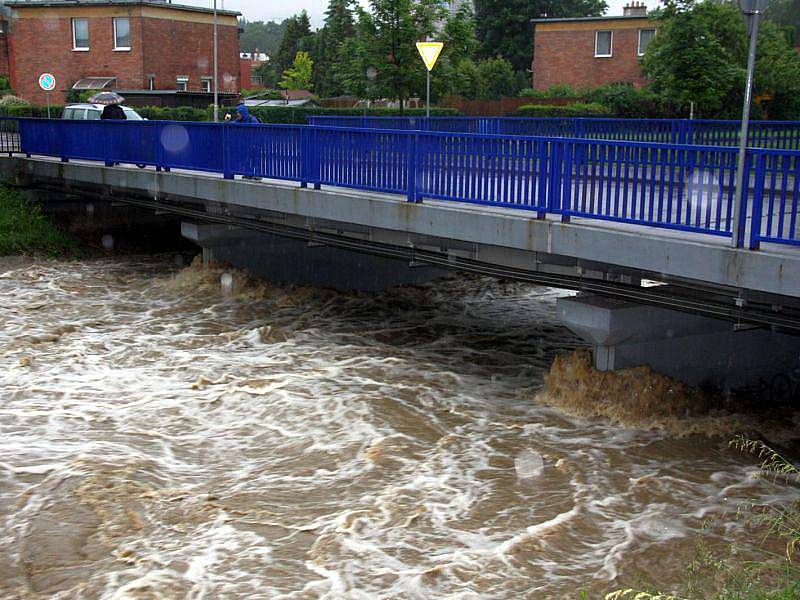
[623,1,647,17]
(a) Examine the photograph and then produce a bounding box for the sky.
[183,0,661,28]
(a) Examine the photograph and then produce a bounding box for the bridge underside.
[6,158,800,391]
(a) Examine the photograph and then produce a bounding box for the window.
[147,74,155,90]
[113,17,131,50]
[201,78,211,93]
[72,18,89,50]
[638,28,656,56]
[176,76,188,92]
[595,30,612,57]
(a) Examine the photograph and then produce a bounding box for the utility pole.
[213,0,219,122]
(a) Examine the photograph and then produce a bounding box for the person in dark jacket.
[230,102,259,124]
[100,103,126,120]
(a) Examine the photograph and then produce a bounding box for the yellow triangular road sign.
[416,42,444,71]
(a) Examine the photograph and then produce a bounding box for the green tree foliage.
[643,0,800,119]
[476,56,515,100]
[279,51,314,90]
[370,0,444,110]
[274,12,314,79]
[474,0,607,72]
[767,0,800,45]
[315,0,356,97]
[238,18,287,56]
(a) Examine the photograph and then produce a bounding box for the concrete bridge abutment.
[557,295,800,393]
[181,222,447,292]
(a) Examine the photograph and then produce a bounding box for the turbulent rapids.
[0,255,796,599]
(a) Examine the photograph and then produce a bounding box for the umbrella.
[88,91,125,105]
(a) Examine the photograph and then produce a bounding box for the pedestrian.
[100,103,126,120]
[226,100,262,179]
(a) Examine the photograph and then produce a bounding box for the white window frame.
[200,78,211,93]
[72,18,89,51]
[637,28,656,56]
[147,74,155,90]
[176,76,189,92]
[113,17,131,51]
[595,30,612,58]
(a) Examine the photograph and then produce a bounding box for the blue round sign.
[38,73,56,92]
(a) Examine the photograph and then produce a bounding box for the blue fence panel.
[417,132,550,212]
[105,121,162,166]
[748,149,800,248]
[561,140,739,236]
[310,116,800,150]
[314,127,411,196]
[158,122,224,173]
[225,124,304,181]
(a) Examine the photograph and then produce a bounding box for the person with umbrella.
[90,91,127,120]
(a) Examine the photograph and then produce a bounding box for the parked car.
[62,103,144,121]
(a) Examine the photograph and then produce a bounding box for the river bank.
[0,183,76,257]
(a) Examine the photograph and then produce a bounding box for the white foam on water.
[0,257,795,598]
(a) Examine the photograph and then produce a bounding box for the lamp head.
[738,0,769,14]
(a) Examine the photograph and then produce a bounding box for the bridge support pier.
[181,222,447,292]
[557,295,800,392]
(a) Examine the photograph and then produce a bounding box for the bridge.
[2,116,799,391]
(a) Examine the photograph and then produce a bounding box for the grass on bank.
[0,184,75,256]
[604,437,800,600]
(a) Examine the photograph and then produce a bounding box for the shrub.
[0,183,75,256]
[519,84,578,99]
[584,83,680,119]
[515,102,612,118]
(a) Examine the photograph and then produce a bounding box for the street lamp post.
[213,0,219,123]
[731,0,769,248]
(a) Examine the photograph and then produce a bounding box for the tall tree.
[643,0,800,119]
[315,0,356,97]
[366,0,445,111]
[767,0,800,45]
[274,11,314,78]
[474,0,607,71]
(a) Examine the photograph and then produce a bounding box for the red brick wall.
[7,7,239,103]
[533,21,652,91]
[141,18,239,93]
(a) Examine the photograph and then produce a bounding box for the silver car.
[62,103,144,120]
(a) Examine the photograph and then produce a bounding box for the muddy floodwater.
[0,256,796,599]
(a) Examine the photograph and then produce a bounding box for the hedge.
[0,104,459,123]
[515,103,612,118]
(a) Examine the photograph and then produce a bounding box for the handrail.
[8,117,799,250]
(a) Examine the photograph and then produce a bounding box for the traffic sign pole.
[38,73,56,119]
[426,70,430,118]
[416,42,443,121]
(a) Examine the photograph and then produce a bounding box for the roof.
[3,0,240,17]
[531,14,651,23]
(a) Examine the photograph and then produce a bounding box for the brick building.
[239,50,267,90]
[531,2,656,91]
[0,0,240,104]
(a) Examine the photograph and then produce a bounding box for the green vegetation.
[279,51,314,91]
[643,0,800,119]
[0,184,74,256]
[516,102,611,117]
[605,437,800,600]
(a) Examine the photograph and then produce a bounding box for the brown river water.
[0,255,797,599]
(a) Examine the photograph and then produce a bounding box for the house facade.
[531,2,656,91]
[1,0,240,104]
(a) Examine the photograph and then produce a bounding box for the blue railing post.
[561,142,572,223]
[406,132,419,202]
[300,126,309,188]
[312,128,321,190]
[222,122,233,179]
[747,152,767,250]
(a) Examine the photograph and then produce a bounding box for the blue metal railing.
[307,116,800,150]
[11,118,800,250]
